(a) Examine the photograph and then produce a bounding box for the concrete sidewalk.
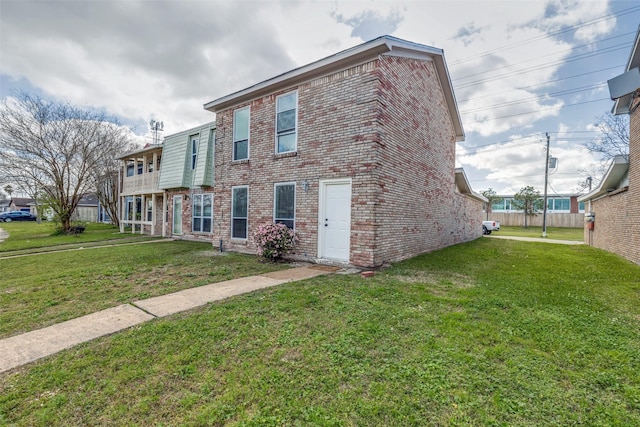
[486,235,584,245]
[0,265,339,373]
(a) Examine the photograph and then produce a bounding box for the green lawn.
[0,222,156,253]
[0,239,287,339]
[1,238,639,426]
[497,225,584,241]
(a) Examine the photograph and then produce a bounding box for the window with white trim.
[274,182,295,229]
[233,107,250,161]
[276,91,297,153]
[191,135,198,170]
[231,186,248,239]
[192,194,213,233]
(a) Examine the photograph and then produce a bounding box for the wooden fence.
[488,213,584,228]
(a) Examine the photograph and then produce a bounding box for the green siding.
[158,122,215,190]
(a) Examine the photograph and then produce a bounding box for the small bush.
[254,223,297,261]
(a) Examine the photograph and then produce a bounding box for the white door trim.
[318,178,352,261]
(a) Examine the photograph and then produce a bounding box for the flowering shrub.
[254,222,297,261]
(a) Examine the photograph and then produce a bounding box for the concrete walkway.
[0,265,339,373]
[486,234,584,245]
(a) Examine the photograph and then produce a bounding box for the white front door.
[172,195,182,235]
[319,179,351,261]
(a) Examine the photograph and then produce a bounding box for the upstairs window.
[233,107,250,161]
[274,183,295,229]
[276,91,297,153]
[126,163,135,177]
[191,135,198,170]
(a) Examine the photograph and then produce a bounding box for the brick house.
[202,35,485,267]
[578,27,639,265]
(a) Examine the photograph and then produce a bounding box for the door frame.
[317,177,352,261]
[172,195,183,235]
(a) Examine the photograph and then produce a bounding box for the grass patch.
[0,241,287,338]
[497,225,584,241]
[0,222,155,253]
[1,239,639,425]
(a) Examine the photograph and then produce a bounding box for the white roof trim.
[577,155,629,202]
[455,168,487,202]
[203,35,464,141]
[612,25,640,115]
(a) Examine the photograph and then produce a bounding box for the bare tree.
[585,112,630,161]
[0,93,134,232]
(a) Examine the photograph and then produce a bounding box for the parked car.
[0,211,37,222]
[482,220,500,235]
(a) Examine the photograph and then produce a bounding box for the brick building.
[201,36,485,267]
[578,27,640,265]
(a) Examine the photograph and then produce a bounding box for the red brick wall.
[372,55,482,264]
[166,188,215,243]
[210,56,482,267]
[587,103,640,265]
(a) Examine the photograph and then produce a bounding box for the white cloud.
[0,0,633,194]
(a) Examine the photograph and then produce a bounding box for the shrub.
[254,223,297,261]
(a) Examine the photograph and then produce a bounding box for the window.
[232,186,248,239]
[146,199,153,222]
[274,183,295,229]
[148,160,154,173]
[137,161,143,175]
[276,91,297,153]
[191,135,198,170]
[548,198,570,212]
[126,163,134,177]
[233,107,250,161]
[192,194,213,233]
[578,201,585,212]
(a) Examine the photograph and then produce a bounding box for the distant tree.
[512,186,543,228]
[584,112,630,161]
[481,188,502,220]
[0,93,134,232]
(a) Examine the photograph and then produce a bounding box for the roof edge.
[577,155,629,202]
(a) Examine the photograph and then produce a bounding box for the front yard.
[1,232,639,425]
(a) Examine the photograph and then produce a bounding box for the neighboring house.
[159,122,216,241]
[489,194,585,228]
[0,200,9,213]
[118,144,164,235]
[578,27,639,265]
[202,35,485,267]
[28,193,104,222]
[9,198,33,212]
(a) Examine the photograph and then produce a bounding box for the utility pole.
[542,133,550,238]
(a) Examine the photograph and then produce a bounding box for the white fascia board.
[203,36,464,141]
[455,168,487,202]
[577,155,629,202]
[117,144,163,160]
[612,25,640,115]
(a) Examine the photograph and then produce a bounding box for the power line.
[459,82,607,114]
[454,44,630,89]
[448,5,640,66]
[452,34,634,81]
[456,64,625,103]
[464,97,609,124]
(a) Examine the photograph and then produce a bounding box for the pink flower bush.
[254,223,297,261]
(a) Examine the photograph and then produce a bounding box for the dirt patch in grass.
[392,271,475,288]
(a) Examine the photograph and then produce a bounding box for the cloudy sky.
[1,0,639,196]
